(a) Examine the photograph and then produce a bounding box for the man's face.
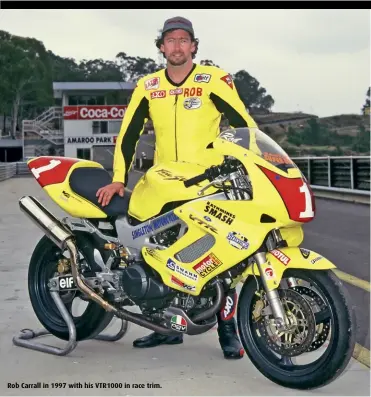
[160,29,195,66]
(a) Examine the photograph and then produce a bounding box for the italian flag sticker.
[170,315,187,332]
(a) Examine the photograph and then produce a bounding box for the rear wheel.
[28,234,115,341]
[237,269,356,390]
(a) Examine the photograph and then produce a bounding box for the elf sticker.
[170,315,187,332]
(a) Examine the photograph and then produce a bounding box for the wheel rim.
[33,243,96,329]
[243,272,339,376]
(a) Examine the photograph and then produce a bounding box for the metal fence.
[291,156,370,193]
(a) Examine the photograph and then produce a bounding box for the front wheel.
[237,269,356,390]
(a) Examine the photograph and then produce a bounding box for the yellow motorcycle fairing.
[233,247,336,291]
[127,161,219,221]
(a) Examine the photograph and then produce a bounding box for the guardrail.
[0,162,30,182]
[291,156,370,191]
[0,162,17,182]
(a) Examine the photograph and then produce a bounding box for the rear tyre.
[28,234,115,341]
[237,269,356,390]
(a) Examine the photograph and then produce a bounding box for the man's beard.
[167,53,187,66]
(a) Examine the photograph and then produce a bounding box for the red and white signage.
[63,105,128,120]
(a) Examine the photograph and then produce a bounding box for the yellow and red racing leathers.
[113,63,258,185]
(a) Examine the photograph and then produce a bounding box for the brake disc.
[290,285,331,352]
[256,288,316,357]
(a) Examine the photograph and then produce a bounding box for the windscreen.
[218,127,297,172]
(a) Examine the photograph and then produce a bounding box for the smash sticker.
[221,74,234,89]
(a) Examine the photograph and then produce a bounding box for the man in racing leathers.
[97,16,258,359]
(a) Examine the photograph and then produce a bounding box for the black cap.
[161,16,195,36]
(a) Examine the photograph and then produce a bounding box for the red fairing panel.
[28,157,80,187]
[259,166,316,223]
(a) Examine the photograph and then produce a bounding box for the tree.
[0,30,52,137]
[232,70,274,112]
[200,59,220,68]
[362,87,370,114]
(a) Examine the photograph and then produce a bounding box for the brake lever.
[197,175,229,196]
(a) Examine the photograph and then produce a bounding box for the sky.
[0,9,370,118]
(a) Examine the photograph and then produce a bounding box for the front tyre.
[237,269,356,390]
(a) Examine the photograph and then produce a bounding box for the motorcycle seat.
[69,167,131,217]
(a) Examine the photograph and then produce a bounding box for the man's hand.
[96,182,125,207]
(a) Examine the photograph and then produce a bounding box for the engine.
[113,262,176,310]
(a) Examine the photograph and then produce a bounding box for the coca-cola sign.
[63,105,127,120]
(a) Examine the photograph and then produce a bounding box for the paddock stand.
[12,290,129,356]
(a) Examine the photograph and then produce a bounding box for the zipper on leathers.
[174,95,178,161]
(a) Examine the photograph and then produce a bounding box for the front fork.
[253,252,290,331]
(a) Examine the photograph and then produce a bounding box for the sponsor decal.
[194,73,211,83]
[189,214,218,234]
[146,248,163,261]
[263,152,293,165]
[166,259,198,281]
[184,97,202,110]
[204,201,235,225]
[170,315,187,332]
[132,211,179,240]
[264,267,275,279]
[65,135,118,145]
[227,232,249,250]
[221,74,234,89]
[151,90,166,99]
[59,276,76,290]
[311,256,323,264]
[145,77,160,90]
[183,87,203,97]
[171,275,196,292]
[220,292,237,321]
[63,105,127,120]
[300,248,310,259]
[166,259,176,271]
[170,88,183,95]
[219,131,242,144]
[270,249,291,266]
[155,168,190,182]
[193,253,223,278]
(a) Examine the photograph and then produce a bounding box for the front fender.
[238,247,336,291]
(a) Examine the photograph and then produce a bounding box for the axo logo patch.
[151,90,166,99]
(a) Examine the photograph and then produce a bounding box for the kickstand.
[12,290,128,356]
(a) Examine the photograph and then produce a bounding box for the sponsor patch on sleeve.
[221,74,234,89]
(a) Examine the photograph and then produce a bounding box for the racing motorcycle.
[19,127,355,390]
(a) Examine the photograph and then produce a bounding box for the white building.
[22,81,138,169]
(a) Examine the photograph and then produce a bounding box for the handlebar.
[183,172,208,188]
[183,165,225,188]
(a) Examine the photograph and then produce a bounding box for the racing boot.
[217,288,245,359]
[133,332,183,348]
